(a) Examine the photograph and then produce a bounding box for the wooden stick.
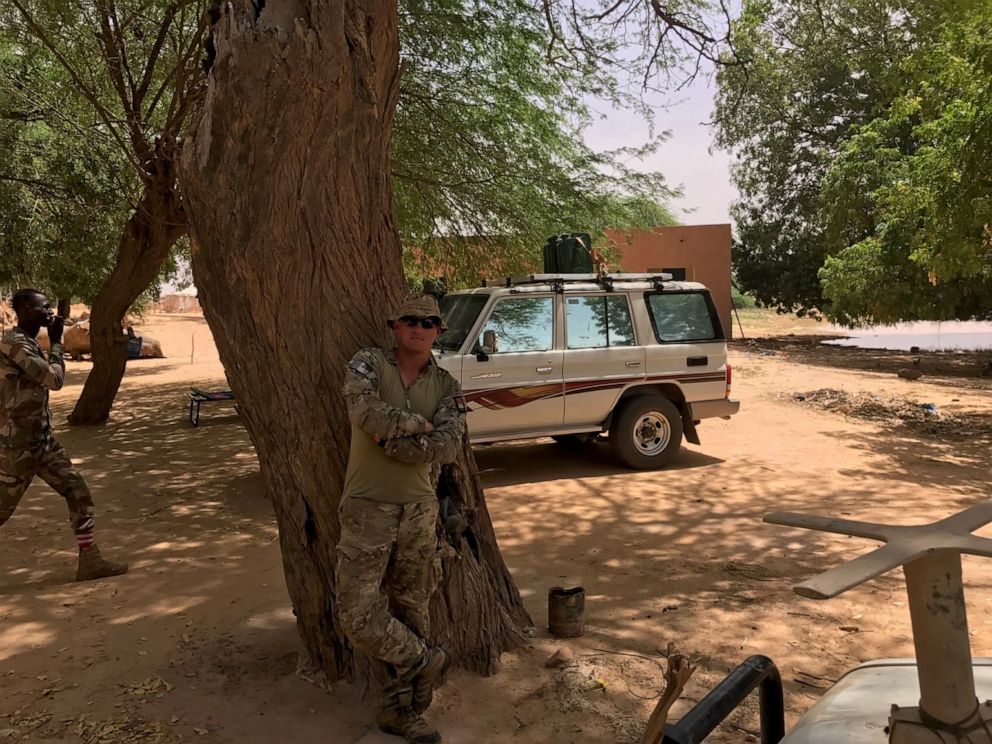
[641,642,696,744]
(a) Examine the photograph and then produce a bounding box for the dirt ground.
[2,310,991,743]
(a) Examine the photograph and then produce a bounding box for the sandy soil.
[1,311,991,743]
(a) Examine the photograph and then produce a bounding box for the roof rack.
[480,272,674,291]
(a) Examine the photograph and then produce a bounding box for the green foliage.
[0,0,203,304]
[819,3,992,324]
[4,0,688,301]
[716,0,917,319]
[395,0,677,288]
[730,285,757,309]
[718,0,992,324]
[0,41,128,303]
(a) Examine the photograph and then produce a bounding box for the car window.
[479,296,554,353]
[647,292,718,342]
[438,293,488,351]
[565,295,635,349]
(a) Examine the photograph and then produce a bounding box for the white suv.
[434,273,739,469]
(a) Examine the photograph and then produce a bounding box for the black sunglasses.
[399,316,441,330]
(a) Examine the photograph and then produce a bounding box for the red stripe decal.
[466,371,725,411]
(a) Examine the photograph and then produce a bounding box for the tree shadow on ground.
[475,439,723,488]
[62,359,188,387]
[826,426,992,494]
[0,376,380,743]
[1,367,991,743]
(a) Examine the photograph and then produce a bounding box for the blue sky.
[584,71,738,226]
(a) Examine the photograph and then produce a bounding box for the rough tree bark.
[179,0,531,683]
[68,144,186,425]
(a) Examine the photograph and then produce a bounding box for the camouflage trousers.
[0,438,95,536]
[335,497,440,677]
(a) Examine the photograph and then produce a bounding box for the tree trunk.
[179,0,531,684]
[57,298,71,319]
[68,145,185,425]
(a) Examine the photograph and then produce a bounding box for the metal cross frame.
[765,501,992,743]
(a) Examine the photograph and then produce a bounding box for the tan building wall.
[605,224,733,340]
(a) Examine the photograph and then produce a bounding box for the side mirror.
[475,329,498,361]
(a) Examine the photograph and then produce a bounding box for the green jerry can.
[542,233,594,274]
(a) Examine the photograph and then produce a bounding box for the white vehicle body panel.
[433,275,739,445]
[782,659,992,743]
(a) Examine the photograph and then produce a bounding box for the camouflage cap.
[387,294,447,329]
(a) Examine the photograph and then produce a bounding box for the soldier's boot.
[410,647,449,714]
[75,546,128,582]
[378,700,441,744]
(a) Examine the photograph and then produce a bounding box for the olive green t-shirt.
[342,349,456,505]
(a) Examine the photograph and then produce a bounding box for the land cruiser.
[433,273,739,469]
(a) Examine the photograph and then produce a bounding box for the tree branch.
[106,0,138,101]
[0,174,74,196]
[146,10,206,128]
[134,3,179,109]
[95,0,147,158]
[647,0,715,44]
[8,0,145,177]
[160,12,206,135]
[0,108,45,122]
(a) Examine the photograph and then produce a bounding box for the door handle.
[536,366,553,374]
[687,356,708,367]
[625,360,641,368]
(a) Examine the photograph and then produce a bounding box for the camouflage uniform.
[0,328,95,537]
[336,345,466,677]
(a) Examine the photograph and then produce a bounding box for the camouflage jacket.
[0,327,65,448]
[342,347,466,467]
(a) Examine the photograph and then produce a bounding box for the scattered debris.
[119,676,174,699]
[545,647,575,669]
[74,712,176,743]
[791,389,992,439]
[527,653,646,742]
[583,677,607,692]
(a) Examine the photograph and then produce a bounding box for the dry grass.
[790,388,992,439]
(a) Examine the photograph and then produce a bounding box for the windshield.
[437,293,489,351]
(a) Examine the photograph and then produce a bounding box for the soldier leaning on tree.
[0,288,128,582]
[337,293,467,744]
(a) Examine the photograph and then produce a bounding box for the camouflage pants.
[335,497,440,677]
[0,438,95,535]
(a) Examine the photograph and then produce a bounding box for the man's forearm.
[382,424,463,465]
[347,393,433,439]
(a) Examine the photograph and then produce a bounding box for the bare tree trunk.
[57,298,71,318]
[69,147,185,425]
[179,0,530,684]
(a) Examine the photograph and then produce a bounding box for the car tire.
[551,434,598,447]
[609,396,683,469]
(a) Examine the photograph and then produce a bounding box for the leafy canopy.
[0,0,204,302]
[396,0,678,287]
[717,0,992,324]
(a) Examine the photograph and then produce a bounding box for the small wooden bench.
[188,387,237,426]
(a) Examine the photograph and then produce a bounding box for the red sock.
[76,531,95,551]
